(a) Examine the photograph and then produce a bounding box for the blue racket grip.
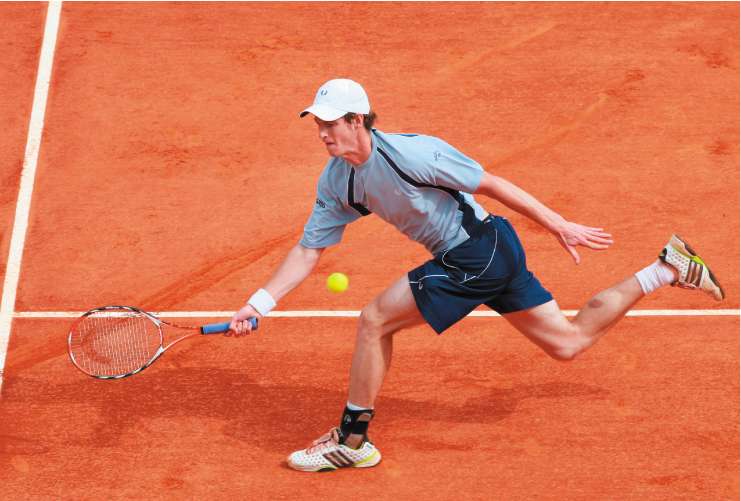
[200,317,258,335]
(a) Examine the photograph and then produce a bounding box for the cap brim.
[299,104,346,121]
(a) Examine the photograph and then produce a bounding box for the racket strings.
[69,312,162,377]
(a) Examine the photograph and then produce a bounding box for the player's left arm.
[474,172,613,264]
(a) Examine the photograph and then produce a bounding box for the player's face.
[314,116,359,157]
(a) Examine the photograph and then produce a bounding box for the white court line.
[11,309,741,319]
[0,1,63,389]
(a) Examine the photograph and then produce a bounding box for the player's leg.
[287,274,425,472]
[347,274,425,408]
[286,227,506,472]
[314,217,514,462]
[503,234,724,360]
[502,276,645,360]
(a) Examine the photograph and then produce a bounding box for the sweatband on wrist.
[247,288,276,316]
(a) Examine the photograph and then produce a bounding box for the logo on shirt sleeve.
[315,198,327,209]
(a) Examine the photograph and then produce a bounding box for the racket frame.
[68,305,238,380]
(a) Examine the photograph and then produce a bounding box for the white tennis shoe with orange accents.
[287,428,381,472]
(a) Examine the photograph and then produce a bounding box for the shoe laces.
[306,427,341,455]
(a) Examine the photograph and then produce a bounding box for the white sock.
[346,401,373,411]
[634,259,678,295]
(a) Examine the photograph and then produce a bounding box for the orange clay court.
[0,2,738,500]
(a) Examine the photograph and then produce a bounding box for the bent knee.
[540,331,589,361]
[357,304,386,339]
[547,346,580,362]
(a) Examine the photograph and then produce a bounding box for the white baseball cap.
[300,78,371,121]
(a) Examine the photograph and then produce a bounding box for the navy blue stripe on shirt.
[347,168,371,216]
[376,148,479,235]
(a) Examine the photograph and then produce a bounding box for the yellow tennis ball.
[327,272,349,293]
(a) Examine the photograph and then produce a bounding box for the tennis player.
[229,78,724,472]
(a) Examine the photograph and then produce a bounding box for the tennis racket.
[68,305,258,380]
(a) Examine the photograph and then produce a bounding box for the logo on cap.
[320,89,328,96]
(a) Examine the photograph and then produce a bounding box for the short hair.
[343,111,377,130]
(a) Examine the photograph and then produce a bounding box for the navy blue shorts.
[408,215,553,334]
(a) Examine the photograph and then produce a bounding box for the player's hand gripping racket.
[68,305,258,379]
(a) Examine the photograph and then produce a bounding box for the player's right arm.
[230,244,324,335]
[230,162,362,335]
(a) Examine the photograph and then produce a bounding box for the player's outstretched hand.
[228,304,260,337]
[554,221,613,264]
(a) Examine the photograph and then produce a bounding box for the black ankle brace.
[339,407,374,447]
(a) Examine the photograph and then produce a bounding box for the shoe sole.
[287,449,382,472]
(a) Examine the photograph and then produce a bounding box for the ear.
[353,114,364,129]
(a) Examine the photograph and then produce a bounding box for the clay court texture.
[0,2,738,500]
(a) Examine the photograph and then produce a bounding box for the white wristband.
[247,288,277,316]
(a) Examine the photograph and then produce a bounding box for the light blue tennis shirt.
[300,129,489,255]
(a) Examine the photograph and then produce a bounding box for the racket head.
[68,305,164,379]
